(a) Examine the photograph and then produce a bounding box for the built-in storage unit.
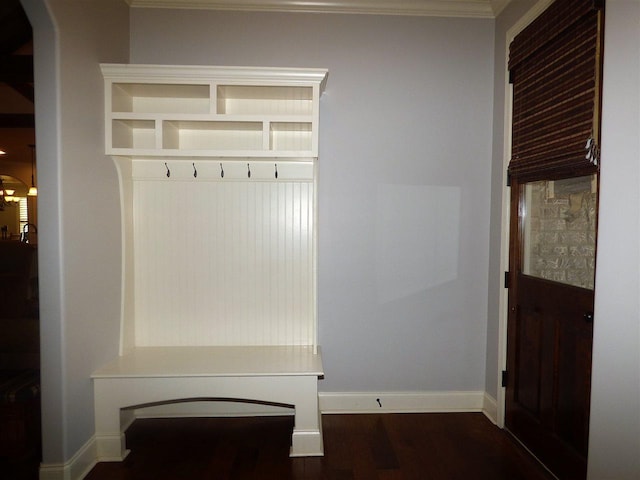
[105,65,323,157]
[93,64,328,461]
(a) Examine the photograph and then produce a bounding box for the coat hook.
[193,162,198,178]
[165,162,170,178]
[220,163,224,178]
[247,163,251,179]
[274,163,278,179]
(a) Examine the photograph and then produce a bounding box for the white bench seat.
[91,346,324,460]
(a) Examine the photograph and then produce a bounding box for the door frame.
[496,0,554,429]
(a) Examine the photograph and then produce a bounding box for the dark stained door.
[506,174,597,480]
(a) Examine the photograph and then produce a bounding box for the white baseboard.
[45,390,498,479]
[39,436,97,480]
[318,390,486,414]
[482,392,498,424]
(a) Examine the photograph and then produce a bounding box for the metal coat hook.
[247,163,251,179]
[165,162,171,178]
[193,163,198,178]
[274,163,278,179]
[220,163,224,178]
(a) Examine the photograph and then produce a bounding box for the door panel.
[556,304,593,455]
[506,175,596,480]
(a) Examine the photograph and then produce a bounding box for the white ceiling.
[126,0,512,18]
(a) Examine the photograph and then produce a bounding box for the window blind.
[19,197,28,234]
[508,0,604,182]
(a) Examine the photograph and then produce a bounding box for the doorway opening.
[499,1,605,479]
[0,1,40,477]
[506,173,597,480]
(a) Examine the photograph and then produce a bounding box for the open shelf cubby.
[162,120,264,151]
[216,85,314,115]
[112,83,211,114]
[112,119,156,150]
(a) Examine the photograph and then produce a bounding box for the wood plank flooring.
[84,413,556,480]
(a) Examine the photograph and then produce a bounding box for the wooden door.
[506,174,597,480]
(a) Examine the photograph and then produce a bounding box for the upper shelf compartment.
[102,64,328,159]
[217,85,313,116]
[112,83,211,114]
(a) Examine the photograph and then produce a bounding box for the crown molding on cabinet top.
[125,0,512,18]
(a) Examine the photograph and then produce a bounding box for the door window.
[522,174,597,290]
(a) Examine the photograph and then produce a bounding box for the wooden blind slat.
[513,21,597,89]
[508,0,604,182]
[509,0,601,71]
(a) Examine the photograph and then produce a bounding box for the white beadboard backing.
[132,175,315,346]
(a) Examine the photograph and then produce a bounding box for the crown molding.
[125,0,512,18]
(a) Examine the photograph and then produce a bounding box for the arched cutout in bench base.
[124,396,296,412]
[124,397,295,422]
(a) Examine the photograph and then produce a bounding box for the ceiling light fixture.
[0,178,19,208]
[27,144,37,197]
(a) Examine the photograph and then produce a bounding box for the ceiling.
[0,0,34,166]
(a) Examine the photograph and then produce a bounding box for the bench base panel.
[93,373,323,460]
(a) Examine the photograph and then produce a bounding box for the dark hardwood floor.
[82,413,555,480]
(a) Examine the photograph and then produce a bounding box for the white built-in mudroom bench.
[91,64,328,461]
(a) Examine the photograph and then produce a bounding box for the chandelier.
[0,178,20,209]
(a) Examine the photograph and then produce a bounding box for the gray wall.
[22,0,129,463]
[589,1,640,478]
[130,9,495,393]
